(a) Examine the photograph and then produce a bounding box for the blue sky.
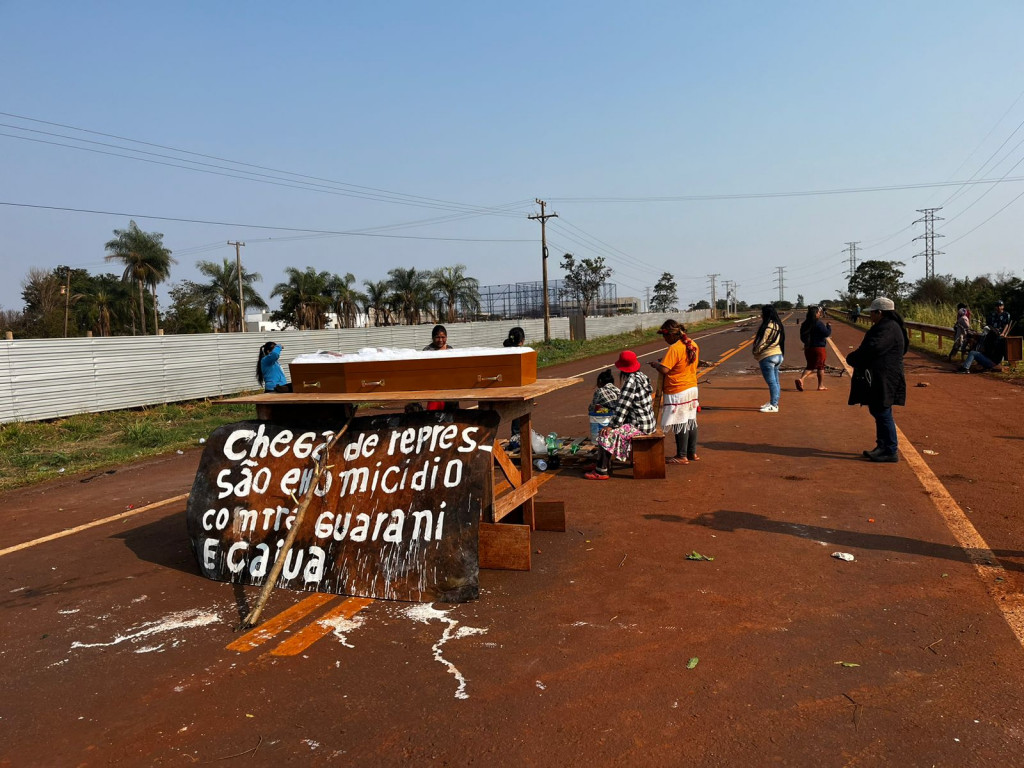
[2,1,1023,313]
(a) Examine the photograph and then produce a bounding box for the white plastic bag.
[530,429,547,454]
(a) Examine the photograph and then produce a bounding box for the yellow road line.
[227,593,338,652]
[269,597,374,657]
[697,338,753,380]
[0,493,189,558]
[826,336,1024,649]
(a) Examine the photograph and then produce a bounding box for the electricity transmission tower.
[912,208,944,279]
[774,266,785,304]
[845,241,860,279]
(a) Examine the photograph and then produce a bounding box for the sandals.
[666,456,689,465]
[687,455,700,461]
[583,470,610,480]
[795,379,804,392]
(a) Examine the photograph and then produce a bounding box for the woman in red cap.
[585,350,656,480]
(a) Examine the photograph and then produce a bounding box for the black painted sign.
[186,410,499,603]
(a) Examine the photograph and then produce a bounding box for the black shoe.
[862,447,885,458]
[868,452,898,463]
[955,368,969,374]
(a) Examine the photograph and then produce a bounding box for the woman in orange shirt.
[649,319,700,465]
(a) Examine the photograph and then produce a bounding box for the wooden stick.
[238,410,356,630]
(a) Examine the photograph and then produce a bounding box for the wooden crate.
[290,350,538,394]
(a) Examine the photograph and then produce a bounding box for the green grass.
[0,398,257,492]
[0,319,735,492]
[530,318,727,368]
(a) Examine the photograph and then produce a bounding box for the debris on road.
[685,551,715,561]
[832,552,855,562]
[687,657,699,669]
[834,661,860,668]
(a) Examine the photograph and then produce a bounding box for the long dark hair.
[256,341,276,386]
[755,305,785,353]
[800,306,820,341]
[503,327,526,347]
[596,369,614,387]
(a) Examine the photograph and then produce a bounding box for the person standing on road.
[795,305,831,392]
[256,341,292,393]
[752,305,785,413]
[846,297,909,463]
[649,319,700,464]
[948,303,972,361]
[585,351,655,480]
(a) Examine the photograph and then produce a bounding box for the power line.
[0,201,533,242]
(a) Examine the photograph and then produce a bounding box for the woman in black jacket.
[846,297,909,463]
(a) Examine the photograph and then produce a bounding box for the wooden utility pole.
[228,241,246,332]
[528,199,558,342]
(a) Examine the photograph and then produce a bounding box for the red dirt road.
[2,319,1023,767]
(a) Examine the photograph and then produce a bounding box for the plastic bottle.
[534,458,548,472]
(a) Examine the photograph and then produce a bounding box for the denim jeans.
[758,355,783,406]
[868,405,898,455]
[963,350,995,371]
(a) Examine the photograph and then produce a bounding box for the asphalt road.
[2,318,1023,767]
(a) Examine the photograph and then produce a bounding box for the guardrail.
[828,309,1022,363]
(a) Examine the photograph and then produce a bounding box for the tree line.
[3,221,485,338]
[3,221,651,339]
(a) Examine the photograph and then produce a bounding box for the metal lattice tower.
[845,241,860,278]
[774,266,785,304]
[912,208,944,279]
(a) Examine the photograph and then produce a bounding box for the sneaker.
[759,403,779,413]
[583,470,610,480]
[955,368,970,374]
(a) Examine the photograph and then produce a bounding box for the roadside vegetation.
[0,318,727,492]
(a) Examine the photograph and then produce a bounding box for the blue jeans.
[963,350,995,371]
[869,405,898,455]
[758,355,783,406]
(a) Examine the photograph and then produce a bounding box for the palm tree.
[326,272,366,328]
[196,257,267,332]
[90,290,115,337]
[431,264,481,323]
[387,267,431,326]
[363,279,395,327]
[103,220,175,335]
[272,267,331,330]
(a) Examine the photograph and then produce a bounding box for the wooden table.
[222,377,582,572]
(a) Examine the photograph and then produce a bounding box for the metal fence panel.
[0,311,708,424]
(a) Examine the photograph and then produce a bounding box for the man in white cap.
[845,297,909,463]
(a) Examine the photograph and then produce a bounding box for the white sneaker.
[759,403,779,413]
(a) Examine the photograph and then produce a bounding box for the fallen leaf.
[685,551,715,561]
[686,657,699,669]
[834,661,860,667]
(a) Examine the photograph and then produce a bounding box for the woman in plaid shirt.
[585,351,656,480]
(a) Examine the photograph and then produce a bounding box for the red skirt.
[803,346,827,370]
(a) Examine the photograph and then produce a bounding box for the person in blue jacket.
[256,341,291,393]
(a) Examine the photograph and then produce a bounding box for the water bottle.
[534,458,548,472]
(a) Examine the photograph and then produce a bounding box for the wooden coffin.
[290,350,538,394]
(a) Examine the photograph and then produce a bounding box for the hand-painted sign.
[186,410,499,603]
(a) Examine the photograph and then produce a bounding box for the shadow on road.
[702,441,863,461]
[692,509,1024,572]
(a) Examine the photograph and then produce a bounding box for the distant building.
[244,311,370,332]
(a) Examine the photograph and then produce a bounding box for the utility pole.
[912,208,944,279]
[845,241,860,279]
[228,241,246,332]
[706,274,719,318]
[528,200,558,341]
[774,266,786,304]
[63,267,71,338]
